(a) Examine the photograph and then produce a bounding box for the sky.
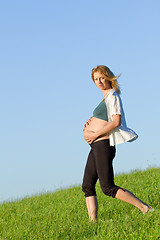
[0,0,160,203]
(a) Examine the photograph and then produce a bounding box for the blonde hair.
[91,65,121,94]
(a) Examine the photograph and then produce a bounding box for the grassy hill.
[0,168,160,239]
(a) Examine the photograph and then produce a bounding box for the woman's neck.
[102,88,112,98]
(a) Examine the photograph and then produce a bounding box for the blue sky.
[0,0,160,202]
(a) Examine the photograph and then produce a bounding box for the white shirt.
[104,89,138,146]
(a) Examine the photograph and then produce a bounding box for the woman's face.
[93,72,111,90]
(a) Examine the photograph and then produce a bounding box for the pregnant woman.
[82,65,153,222]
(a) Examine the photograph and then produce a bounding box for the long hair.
[91,65,121,94]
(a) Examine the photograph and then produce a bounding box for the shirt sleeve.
[109,93,122,116]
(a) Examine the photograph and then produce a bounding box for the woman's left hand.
[83,117,93,131]
[83,129,97,144]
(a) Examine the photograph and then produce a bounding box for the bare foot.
[143,206,154,214]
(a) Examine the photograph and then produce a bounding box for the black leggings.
[82,139,121,198]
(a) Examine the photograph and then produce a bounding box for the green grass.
[0,168,160,239]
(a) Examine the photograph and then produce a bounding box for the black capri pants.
[82,139,121,198]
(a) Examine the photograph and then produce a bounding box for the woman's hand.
[83,117,93,131]
[83,129,97,144]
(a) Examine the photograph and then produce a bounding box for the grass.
[0,168,160,239]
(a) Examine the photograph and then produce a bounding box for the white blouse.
[104,89,138,146]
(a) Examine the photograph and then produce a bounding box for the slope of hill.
[0,168,159,239]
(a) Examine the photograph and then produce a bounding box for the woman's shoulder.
[105,89,120,100]
[105,89,123,110]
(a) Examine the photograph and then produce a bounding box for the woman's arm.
[84,114,121,144]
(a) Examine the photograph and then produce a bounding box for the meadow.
[0,168,159,239]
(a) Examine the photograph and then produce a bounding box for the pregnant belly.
[85,117,109,141]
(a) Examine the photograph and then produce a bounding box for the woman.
[82,65,153,222]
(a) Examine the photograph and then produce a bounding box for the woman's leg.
[115,188,150,213]
[86,196,98,222]
[92,140,151,213]
[82,149,98,221]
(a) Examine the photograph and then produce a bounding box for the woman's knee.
[82,183,96,197]
[101,184,120,198]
